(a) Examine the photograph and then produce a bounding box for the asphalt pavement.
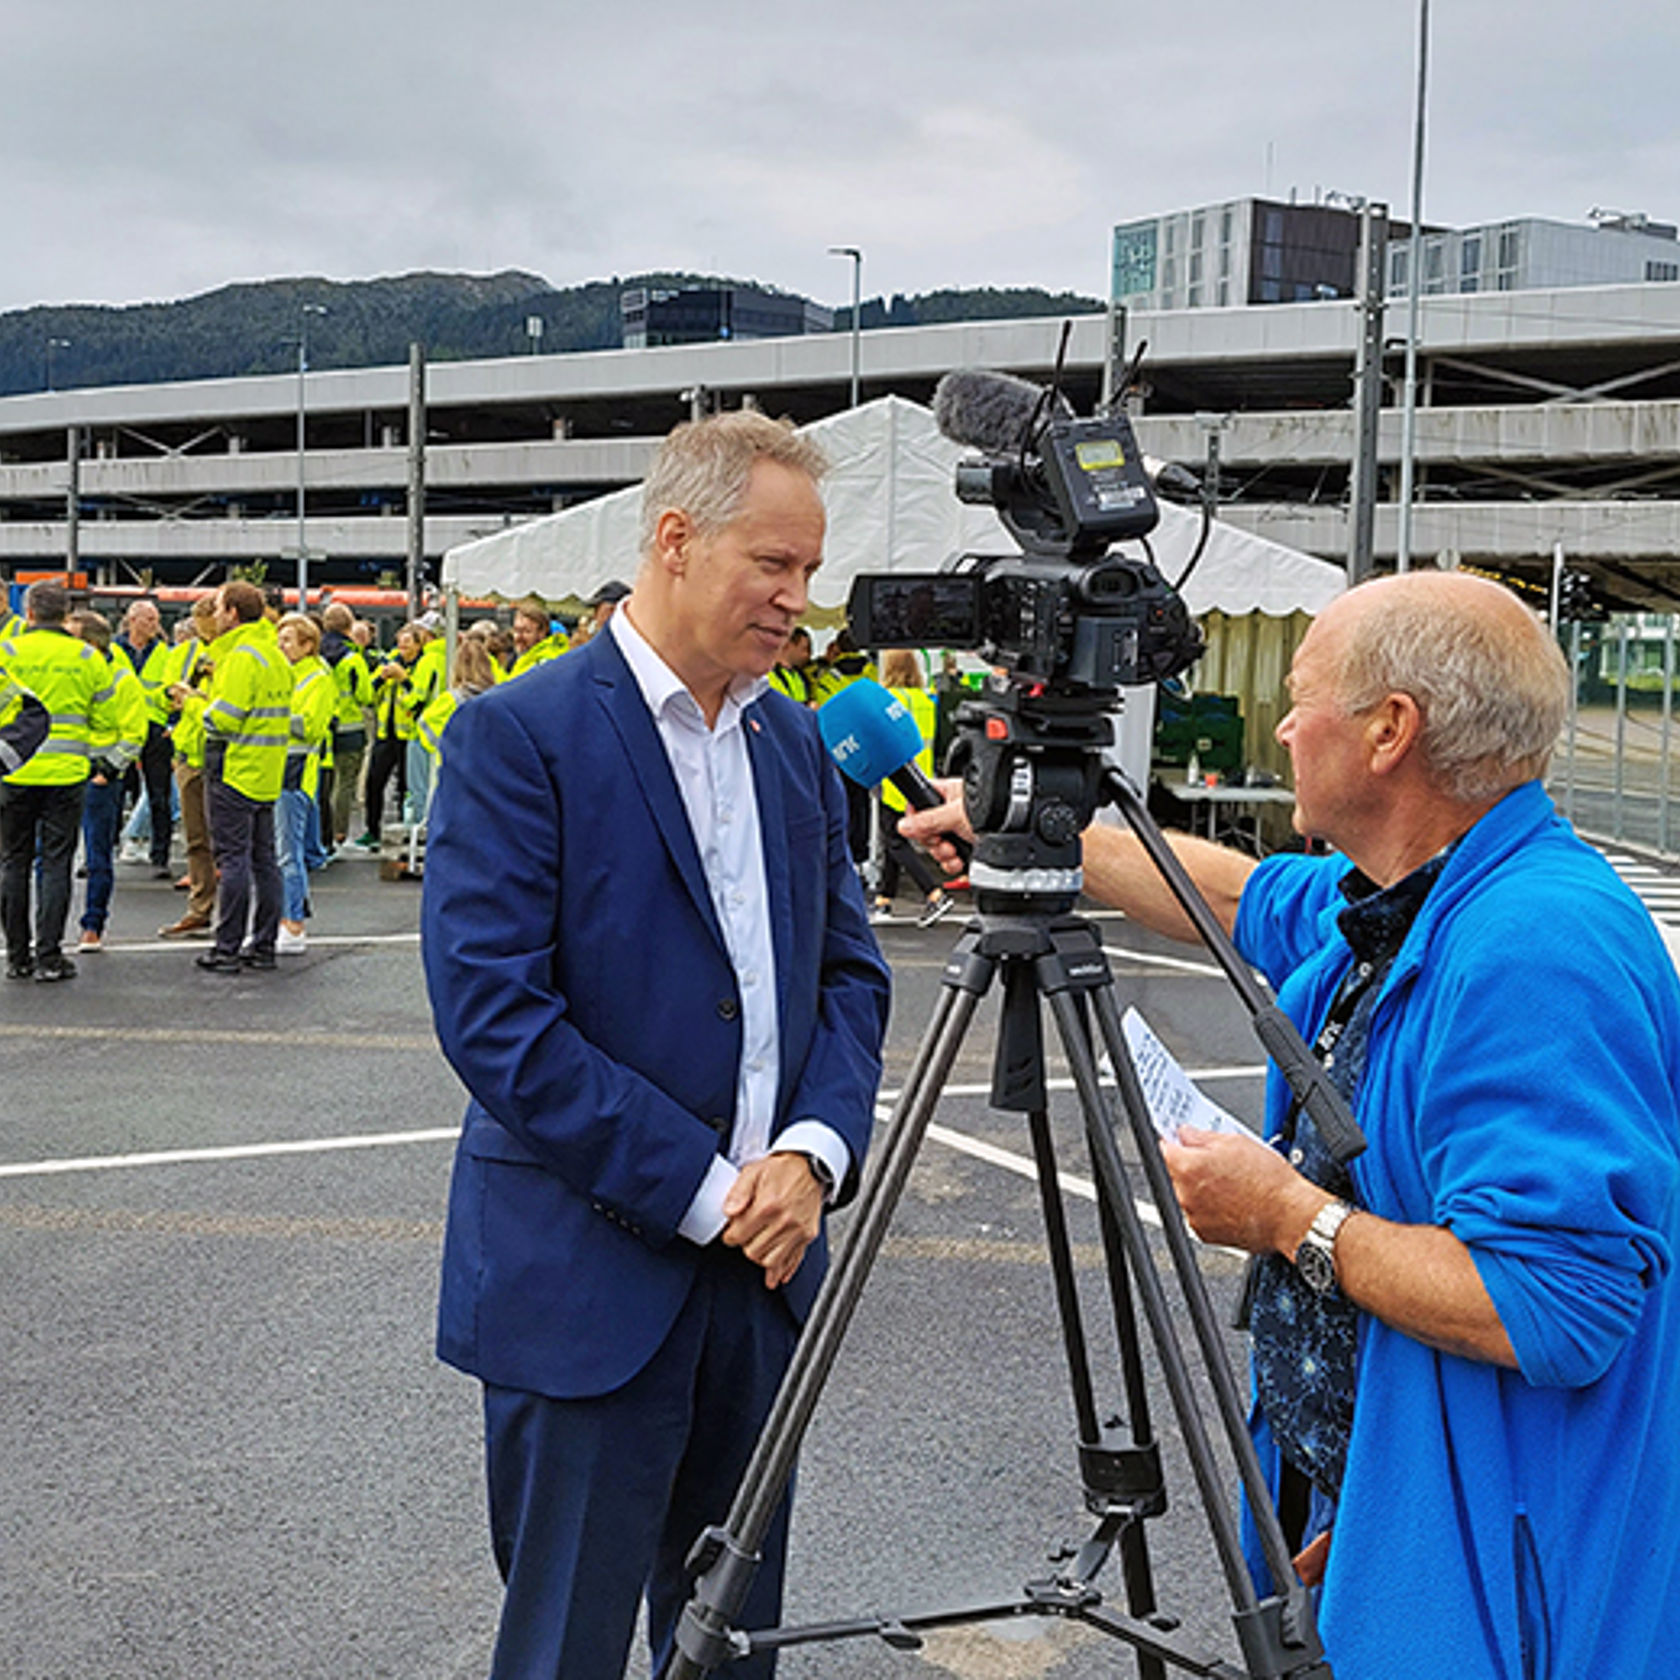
[2,848,1279,1680]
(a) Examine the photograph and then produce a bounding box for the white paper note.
[1120,1007,1263,1146]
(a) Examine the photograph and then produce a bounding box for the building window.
[1648,260,1680,282]
[1112,224,1159,299]
[1390,247,1410,292]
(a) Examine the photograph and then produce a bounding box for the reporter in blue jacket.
[904,570,1680,1680]
[422,411,889,1680]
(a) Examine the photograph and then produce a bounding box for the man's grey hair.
[638,411,828,557]
[1335,576,1572,803]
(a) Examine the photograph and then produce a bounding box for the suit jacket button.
[706,1116,729,1135]
[717,998,739,1021]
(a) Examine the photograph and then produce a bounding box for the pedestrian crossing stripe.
[1599,849,1680,927]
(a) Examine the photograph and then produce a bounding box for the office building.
[619,283,832,348]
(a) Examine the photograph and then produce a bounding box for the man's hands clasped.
[721,1152,827,1290]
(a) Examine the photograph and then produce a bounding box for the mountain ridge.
[1,270,1104,398]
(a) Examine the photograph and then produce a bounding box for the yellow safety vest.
[200,620,293,802]
[166,639,213,769]
[0,672,49,774]
[328,645,373,729]
[507,633,568,681]
[87,653,149,772]
[0,625,125,787]
[119,636,173,728]
[879,687,937,813]
[284,655,336,799]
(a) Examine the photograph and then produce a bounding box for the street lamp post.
[1396,0,1431,573]
[296,304,327,609]
[828,246,863,407]
[45,337,71,393]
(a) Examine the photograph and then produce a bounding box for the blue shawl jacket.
[1235,781,1680,1679]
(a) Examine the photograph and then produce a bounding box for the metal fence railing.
[1551,616,1680,857]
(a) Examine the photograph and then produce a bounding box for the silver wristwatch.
[1294,1199,1355,1295]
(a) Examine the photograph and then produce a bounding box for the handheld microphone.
[817,679,971,863]
[932,368,1073,456]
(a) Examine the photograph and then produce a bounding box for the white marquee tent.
[440,395,1346,620]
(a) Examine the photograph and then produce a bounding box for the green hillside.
[0,271,1104,398]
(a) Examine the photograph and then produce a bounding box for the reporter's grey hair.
[1336,575,1571,804]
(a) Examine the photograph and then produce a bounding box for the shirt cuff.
[771,1120,852,1204]
[677,1154,739,1246]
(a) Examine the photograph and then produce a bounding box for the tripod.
[663,764,1355,1680]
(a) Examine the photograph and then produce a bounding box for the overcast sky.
[5,0,1677,316]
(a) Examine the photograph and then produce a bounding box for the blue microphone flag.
[817,678,923,787]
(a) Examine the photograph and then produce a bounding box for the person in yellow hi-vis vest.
[0,669,49,777]
[417,637,497,769]
[115,598,178,878]
[159,598,221,939]
[174,581,293,973]
[507,596,569,679]
[357,622,426,849]
[0,580,126,981]
[275,614,336,955]
[871,649,953,928]
[319,601,374,850]
[70,610,149,954]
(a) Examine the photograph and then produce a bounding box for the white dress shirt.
[609,607,849,1244]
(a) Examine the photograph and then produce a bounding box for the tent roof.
[442,395,1345,620]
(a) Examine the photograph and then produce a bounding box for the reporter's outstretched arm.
[1081,822,1253,943]
[899,780,1255,944]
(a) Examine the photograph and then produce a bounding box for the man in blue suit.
[422,411,890,1680]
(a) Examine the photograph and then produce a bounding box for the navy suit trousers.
[483,1244,798,1680]
[204,776,280,961]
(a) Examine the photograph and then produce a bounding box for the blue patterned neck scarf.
[1248,847,1452,1500]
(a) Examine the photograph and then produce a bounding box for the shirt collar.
[609,599,767,734]
[1335,841,1458,969]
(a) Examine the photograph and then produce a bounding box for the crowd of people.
[0,576,637,979]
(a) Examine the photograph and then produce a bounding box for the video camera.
[845,368,1203,692]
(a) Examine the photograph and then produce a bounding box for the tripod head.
[947,677,1117,918]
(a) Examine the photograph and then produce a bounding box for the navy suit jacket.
[422,630,890,1399]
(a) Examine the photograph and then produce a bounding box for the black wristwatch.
[802,1152,837,1200]
[1294,1199,1355,1295]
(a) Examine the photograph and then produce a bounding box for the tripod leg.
[664,961,992,1680]
[1083,984,1320,1644]
[1039,978,1261,1615]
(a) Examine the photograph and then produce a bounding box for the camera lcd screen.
[848,574,981,647]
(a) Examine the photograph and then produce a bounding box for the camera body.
[845,407,1202,693]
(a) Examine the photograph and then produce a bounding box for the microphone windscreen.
[818,678,924,787]
[932,368,1075,455]
[932,369,1045,455]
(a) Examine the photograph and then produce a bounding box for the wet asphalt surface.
[1,849,1273,1680]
